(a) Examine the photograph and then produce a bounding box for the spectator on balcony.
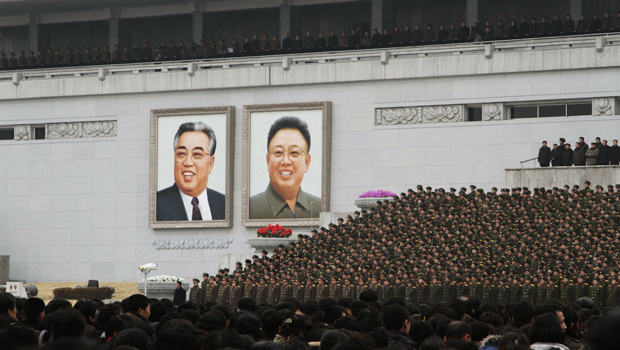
[457,21,470,40]
[0,53,6,69]
[294,35,303,50]
[437,24,448,41]
[563,143,574,166]
[85,48,93,63]
[271,35,280,51]
[27,51,36,67]
[17,51,26,67]
[282,33,293,51]
[381,29,392,46]
[470,21,482,41]
[610,139,620,165]
[392,26,403,44]
[194,39,205,58]
[412,25,423,43]
[45,48,53,65]
[447,24,458,41]
[112,45,121,61]
[538,141,552,167]
[53,49,63,65]
[552,15,564,33]
[74,48,83,64]
[122,46,130,61]
[602,12,614,31]
[251,35,261,52]
[598,139,610,165]
[303,31,315,49]
[102,46,111,62]
[530,18,540,36]
[483,21,494,37]
[551,144,562,166]
[143,43,152,61]
[361,31,371,46]
[423,24,435,42]
[169,42,179,59]
[371,29,381,46]
[327,31,338,48]
[64,48,73,65]
[518,17,530,37]
[338,31,349,48]
[36,50,44,65]
[130,44,139,61]
[586,142,599,166]
[153,47,162,61]
[565,14,576,32]
[179,42,192,59]
[315,32,327,48]
[402,25,413,43]
[540,17,551,35]
[7,52,16,68]
[260,34,270,51]
[350,29,360,47]
[483,27,493,40]
[576,15,589,33]
[574,137,588,166]
[591,14,602,32]
[495,20,506,38]
[216,40,226,55]
[243,37,251,52]
[158,42,168,59]
[229,39,240,54]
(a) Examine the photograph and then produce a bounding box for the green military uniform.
[243,283,257,301]
[481,284,495,304]
[606,283,619,306]
[405,285,416,304]
[559,283,575,304]
[267,282,280,305]
[216,284,230,305]
[256,284,268,305]
[509,283,522,304]
[546,284,559,301]
[470,282,483,300]
[229,285,243,308]
[203,282,218,303]
[588,284,603,307]
[574,283,588,299]
[189,285,202,304]
[456,283,469,299]
[442,283,456,303]
[428,284,442,305]
[279,283,292,301]
[495,284,509,305]
[303,283,316,302]
[521,284,537,303]
[316,283,329,299]
[341,284,357,299]
[393,283,405,301]
[537,283,547,304]
[416,283,429,303]
[292,284,305,301]
[329,283,342,300]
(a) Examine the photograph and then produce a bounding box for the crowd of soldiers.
[185,182,620,309]
[3,10,620,71]
[538,137,620,167]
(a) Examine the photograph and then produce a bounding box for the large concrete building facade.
[1,1,620,283]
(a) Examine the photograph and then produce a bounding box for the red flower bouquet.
[257,224,293,238]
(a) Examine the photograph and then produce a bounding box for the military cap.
[574,185,579,189]
[492,187,497,191]
[193,278,199,283]
[608,185,614,189]
[417,185,423,190]
[585,180,591,185]
[461,187,467,192]
[426,186,432,190]
[252,255,258,259]
[616,184,620,188]
[203,273,209,277]
[450,188,456,192]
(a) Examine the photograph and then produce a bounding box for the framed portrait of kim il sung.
[242,102,331,227]
[149,107,234,228]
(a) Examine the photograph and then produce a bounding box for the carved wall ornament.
[423,105,464,123]
[14,125,29,141]
[593,98,613,116]
[47,123,82,139]
[375,107,422,125]
[482,103,503,121]
[83,121,117,137]
[152,238,233,250]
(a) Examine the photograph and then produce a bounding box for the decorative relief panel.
[376,105,464,125]
[152,238,233,250]
[482,103,504,121]
[593,98,613,116]
[423,105,463,123]
[14,125,29,141]
[46,121,117,140]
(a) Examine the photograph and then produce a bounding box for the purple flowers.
[359,190,397,198]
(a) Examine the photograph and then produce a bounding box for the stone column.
[192,12,204,43]
[466,0,490,25]
[569,0,593,22]
[280,4,291,42]
[109,19,119,48]
[27,13,38,54]
[371,0,383,32]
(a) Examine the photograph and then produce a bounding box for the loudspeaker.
[88,280,99,288]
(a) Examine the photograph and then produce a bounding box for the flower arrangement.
[146,275,185,283]
[257,224,293,238]
[359,190,397,198]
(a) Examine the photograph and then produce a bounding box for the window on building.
[511,106,537,119]
[567,103,592,116]
[510,101,593,119]
[539,105,566,118]
[467,107,482,122]
[33,126,46,140]
[0,127,14,140]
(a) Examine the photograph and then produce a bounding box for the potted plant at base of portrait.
[355,190,397,211]
[246,224,297,254]
[137,275,189,299]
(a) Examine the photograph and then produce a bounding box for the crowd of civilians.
[2,289,620,350]
[537,137,620,167]
[3,11,620,70]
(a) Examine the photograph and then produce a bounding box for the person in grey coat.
[586,143,599,166]
[573,137,588,166]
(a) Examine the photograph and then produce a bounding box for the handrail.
[1,32,619,82]
[520,157,537,168]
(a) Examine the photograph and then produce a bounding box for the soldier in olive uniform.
[229,280,243,308]
[469,277,483,300]
[606,279,619,306]
[267,277,280,305]
[189,278,202,304]
[509,279,522,304]
[380,279,393,302]
[279,279,292,301]
[329,278,342,300]
[216,279,230,305]
[416,278,429,303]
[428,278,442,305]
[574,277,589,299]
[495,279,510,305]
[521,278,537,303]
[546,279,559,301]
[291,279,305,301]
[455,279,469,299]
[442,277,456,303]
[303,281,316,302]
[559,278,575,304]
[537,280,548,304]
[255,278,268,305]
[588,279,603,307]
[243,279,257,301]
[341,279,356,299]
[203,276,218,303]
[316,279,329,299]
[481,279,495,304]
[404,281,416,304]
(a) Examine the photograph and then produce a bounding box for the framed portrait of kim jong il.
[149,107,234,228]
[242,102,331,227]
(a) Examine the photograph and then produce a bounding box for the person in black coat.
[327,31,338,48]
[507,21,518,37]
[564,14,576,33]
[457,22,470,41]
[551,144,562,166]
[293,35,303,50]
[551,15,564,33]
[251,35,261,52]
[591,14,602,32]
[610,139,620,165]
[371,29,382,46]
[538,141,552,167]
[598,140,610,165]
[243,37,251,52]
[540,17,551,35]
[563,144,574,166]
[518,17,530,37]
[381,29,392,46]
[282,33,293,51]
[173,281,187,306]
[315,32,327,49]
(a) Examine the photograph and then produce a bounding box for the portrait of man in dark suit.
[249,116,320,219]
[157,122,226,221]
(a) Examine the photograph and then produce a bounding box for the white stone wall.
[1,43,620,282]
